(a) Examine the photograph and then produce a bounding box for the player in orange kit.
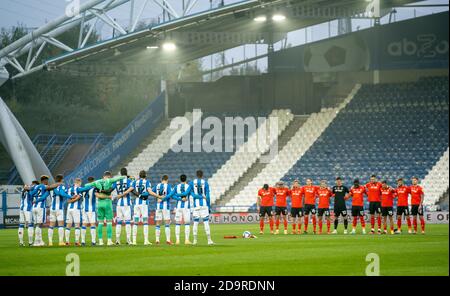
[365,175,383,234]
[289,180,304,234]
[410,177,425,234]
[393,178,412,234]
[257,184,275,234]
[346,179,367,235]
[273,181,290,235]
[317,180,333,234]
[302,178,319,234]
[380,180,396,235]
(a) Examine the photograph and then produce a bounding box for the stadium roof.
[0,0,422,80]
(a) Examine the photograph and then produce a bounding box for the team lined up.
[257,175,426,235]
[18,168,214,247]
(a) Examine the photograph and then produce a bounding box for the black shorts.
[411,205,424,216]
[369,202,382,215]
[351,206,365,217]
[275,206,287,216]
[334,206,348,217]
[318,208,330,217]
[290,207,303,218]
[396,206,410,216]
[303,204,316,215]
[381,207,394,217]
[259,206,273,217]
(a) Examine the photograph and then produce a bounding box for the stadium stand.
[223,85,362,211]
[122,111,199,178]
[208,109,294,204]
[422,148,449,206]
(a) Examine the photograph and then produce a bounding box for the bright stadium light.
[272,14,286,22]
[254,15,267,22]
[162,42,176,51]
[146,45,159,49]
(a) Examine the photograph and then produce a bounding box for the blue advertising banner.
[66,92,165,184]
[269,11,448,72]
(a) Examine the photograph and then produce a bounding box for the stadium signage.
[210,212,449,224]
[66,93,165,184]
[387,35,449,58]
[3,215,20,227]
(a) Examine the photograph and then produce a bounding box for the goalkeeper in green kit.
[85,171,125,246]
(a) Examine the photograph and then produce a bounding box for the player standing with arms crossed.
[331,177,349,234]
[393,178,412,234]
[365,175,383,234]
[273,181,290,235]
[18,180,39,246]
[380,180,396,235]
[191,170,214,245]
[289,180,303,234]
[317,180,333,235]
[410,177,425,234]
[346,179,367,235]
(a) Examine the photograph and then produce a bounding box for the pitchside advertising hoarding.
[269,11,448,72]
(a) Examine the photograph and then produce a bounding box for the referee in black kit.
[331,177,350,234]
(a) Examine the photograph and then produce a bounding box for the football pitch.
[0,224,448,276]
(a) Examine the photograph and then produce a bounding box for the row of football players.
[18,169,214,247]
[256,175,426,235]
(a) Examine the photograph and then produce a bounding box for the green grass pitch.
[0,224,448,276]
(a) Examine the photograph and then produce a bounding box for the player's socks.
[352,217,357,228]
[116,222,122,242]
[35,226,42,245]
[143,223,149,242]
[269,219,274,231]
[65,227,71,243]
[304,215,309,232]
[397,218,402,231]
[334,219,339,230]
[165,224,171,242]
[377,216,382,230]
[98,223,103,241]
[155,225,161,242]
[193,220,199,241]
[106,222,113,240]
[318,220,323,233]
[58,226,64,244]
[18,224,24,244]
[370,216,375,229]
[90,226,96,243]
[413,218,418,232]
[75,227,81,243]
[326,220,331,233]
[81,226,86,244]
[312,216,317,232]
[204,219,212,241]
[260,219,264,231]
[132,224,138,243]
[275,218,280,229]
[175,224,181,242]
[283,219,288,230]
[292,223,296,232]
[359,216,366,228]
[185,224,191,242]
[47,226,53,245]
[28,224,34,245]
[420,217,425,232]
[406,217,412,230]
[343,219,348,230]
[125,222,131,243]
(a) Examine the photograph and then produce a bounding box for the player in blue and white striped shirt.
[48,174,72,246]
[153,175,173,245]
[191,170,214,245]
[26,175,62,246]
[127,170,162,245]
[168,174,194,245]
[81,176,98,246]
[65,178,89,246]
[112,168,134,245]
[18,180,39,246]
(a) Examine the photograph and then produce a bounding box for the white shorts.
[116,205,131,222]
[32,207,46,224]
[82,211,96,225]
[133,204,149,221]
[20,210,32,225]
[155,208,171,221]
[175,208,191,224]
[193,206,209,220]
[66,209,82,225]
[49,209,64,223]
